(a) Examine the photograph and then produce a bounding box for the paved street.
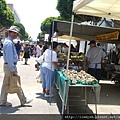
[0,56,120,120]
[0,56,61,120]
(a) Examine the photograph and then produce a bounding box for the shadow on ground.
[99,82,120,105]
[0,105,24,114]
[35,92,57,104]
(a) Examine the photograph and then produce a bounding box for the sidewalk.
[1,56,120,119]
[0,56,61,119]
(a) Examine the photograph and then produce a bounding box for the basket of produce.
[61,69,98,85]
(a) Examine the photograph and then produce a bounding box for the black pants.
[87,68,102,80]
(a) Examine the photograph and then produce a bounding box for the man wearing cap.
[0,26,32,106]
[86,40,105,81]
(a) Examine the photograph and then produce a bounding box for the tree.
[14,22,26,40]
[4,7,15,27]
[37,33,41,40]
[56,0,73,21]
[40,17,59,34]
[24,32,29,40]
[56,0,101,24]
[0,0,14,27]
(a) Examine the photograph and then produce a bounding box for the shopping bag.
[6,75,21,94]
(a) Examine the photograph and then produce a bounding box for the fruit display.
[57,52,85,70]
[58,53,67,59]
[61,69,98,85]
[71,54,84,59]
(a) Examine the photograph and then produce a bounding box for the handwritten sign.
[95,31,119,41]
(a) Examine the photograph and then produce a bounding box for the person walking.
[36,41,42,58]
[15,41,21,60]
[23,44,30,65]
[0,26,33,106]
[86,40,105,81]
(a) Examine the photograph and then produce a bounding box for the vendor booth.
[54,69,101,116]
[72,0,120,82]
[50,20,120,70]
[50,20,120,72]
[49,20,120,115]
[49,1,120,115]
[49,20,120,42]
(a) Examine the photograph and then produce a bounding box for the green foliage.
[14,22,26,40]
[0,0,7,15]
[0,0,14,27]
[56,0,101,23]
[41,17,59,34]
[37,33,41,40]
[56,0,73,21]
[24,32,29,40]
[37,32,45,41]
[4,7,14,27]
[39,0,101,35]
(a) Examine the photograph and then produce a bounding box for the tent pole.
[50,21,55,105]
[84,41,87,55]
[61,13,75,117]
[66,13,75,70]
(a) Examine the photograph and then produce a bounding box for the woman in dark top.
[23,44,30,65]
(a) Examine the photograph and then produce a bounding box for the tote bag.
[6,75,21,94]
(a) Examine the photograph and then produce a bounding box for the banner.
[95,31,119,41]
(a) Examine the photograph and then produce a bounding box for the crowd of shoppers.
[1,25,116,108]
[0,25,60,107]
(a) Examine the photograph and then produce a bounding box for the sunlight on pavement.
[0,68,3,73]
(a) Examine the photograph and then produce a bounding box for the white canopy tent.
[61,0,120,114]
[66,0,120,67]
[73,0,120,20]
[67,0,120,70]
[59,1,120,115]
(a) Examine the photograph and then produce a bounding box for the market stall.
[95,32,120,80]
[49,20,120,115]
[54,69,101,115]
[50,20,120,70]
[71,0,120,82]
[57,52,85,71]
[49,20,120,42]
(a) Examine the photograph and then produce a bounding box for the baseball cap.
[88,40,96,45]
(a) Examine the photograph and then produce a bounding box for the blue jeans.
[40,65,54,91]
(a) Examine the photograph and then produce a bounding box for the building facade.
[7,4,20,22]
[0,3,20,41]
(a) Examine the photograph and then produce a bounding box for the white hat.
[8,26,20,34]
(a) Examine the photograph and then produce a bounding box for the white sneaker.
[0,102,12,106]
[21,99,33,105]
[42,92,45,95]
[44,94,54,98]
[25,99,33,104]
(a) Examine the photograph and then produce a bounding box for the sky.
[6,0,60,40]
